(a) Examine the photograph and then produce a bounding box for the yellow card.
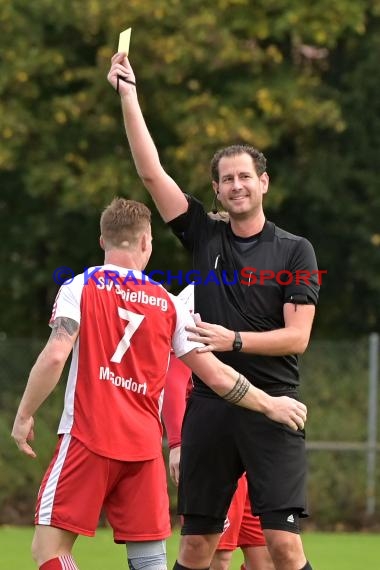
[118,28,131,56]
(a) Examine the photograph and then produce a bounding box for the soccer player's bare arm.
[181,350,307,431]
[49,316,79,343]
[11,317,79,457]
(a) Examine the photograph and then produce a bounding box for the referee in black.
[108,52,320,570]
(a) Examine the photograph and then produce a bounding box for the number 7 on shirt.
[110,308,145,363]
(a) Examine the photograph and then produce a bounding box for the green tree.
[269,11,380,336]
[0,0,378,337]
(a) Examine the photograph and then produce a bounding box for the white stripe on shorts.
[36,433,71,525]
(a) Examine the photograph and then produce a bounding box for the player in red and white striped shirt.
[12,199,304,570]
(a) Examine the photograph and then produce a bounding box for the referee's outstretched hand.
[107,53,137,96]
[186,318,235,353]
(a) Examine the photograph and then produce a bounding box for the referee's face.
[213,153,269,217]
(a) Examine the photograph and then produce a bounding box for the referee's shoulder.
[273,223,310,245]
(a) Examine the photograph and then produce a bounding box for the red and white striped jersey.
[50,264,200,461]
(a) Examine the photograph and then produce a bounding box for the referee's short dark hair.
[210,144,267,182]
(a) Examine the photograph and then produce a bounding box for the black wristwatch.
[232,331,243,352]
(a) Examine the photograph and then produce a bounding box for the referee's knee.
[263,530,306,569]
[178,534,220,568]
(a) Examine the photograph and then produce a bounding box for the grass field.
[1,526,379,569]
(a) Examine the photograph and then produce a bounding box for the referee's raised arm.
[107,53,188,223]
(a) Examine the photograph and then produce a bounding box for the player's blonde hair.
[100,198,151,249]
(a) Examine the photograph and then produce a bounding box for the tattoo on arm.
[222,373,250,404]
[49,317,79,343]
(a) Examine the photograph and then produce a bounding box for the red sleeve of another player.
[162,353,192,449]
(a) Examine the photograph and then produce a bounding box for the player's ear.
[141,231,148,252]
[99,235,105,250]
[212,181,219,195]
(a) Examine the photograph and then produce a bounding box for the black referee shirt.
[168,195,320,393]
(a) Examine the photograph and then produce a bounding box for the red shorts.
[35,434,171,542]
[218,474,266,550]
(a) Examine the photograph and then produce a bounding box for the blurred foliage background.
[1,336,379,529]
[1,0,380,337]
[1,0,380,529]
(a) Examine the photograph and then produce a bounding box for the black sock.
[300,562,312,570]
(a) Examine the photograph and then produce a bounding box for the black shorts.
[178,391,308,523]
